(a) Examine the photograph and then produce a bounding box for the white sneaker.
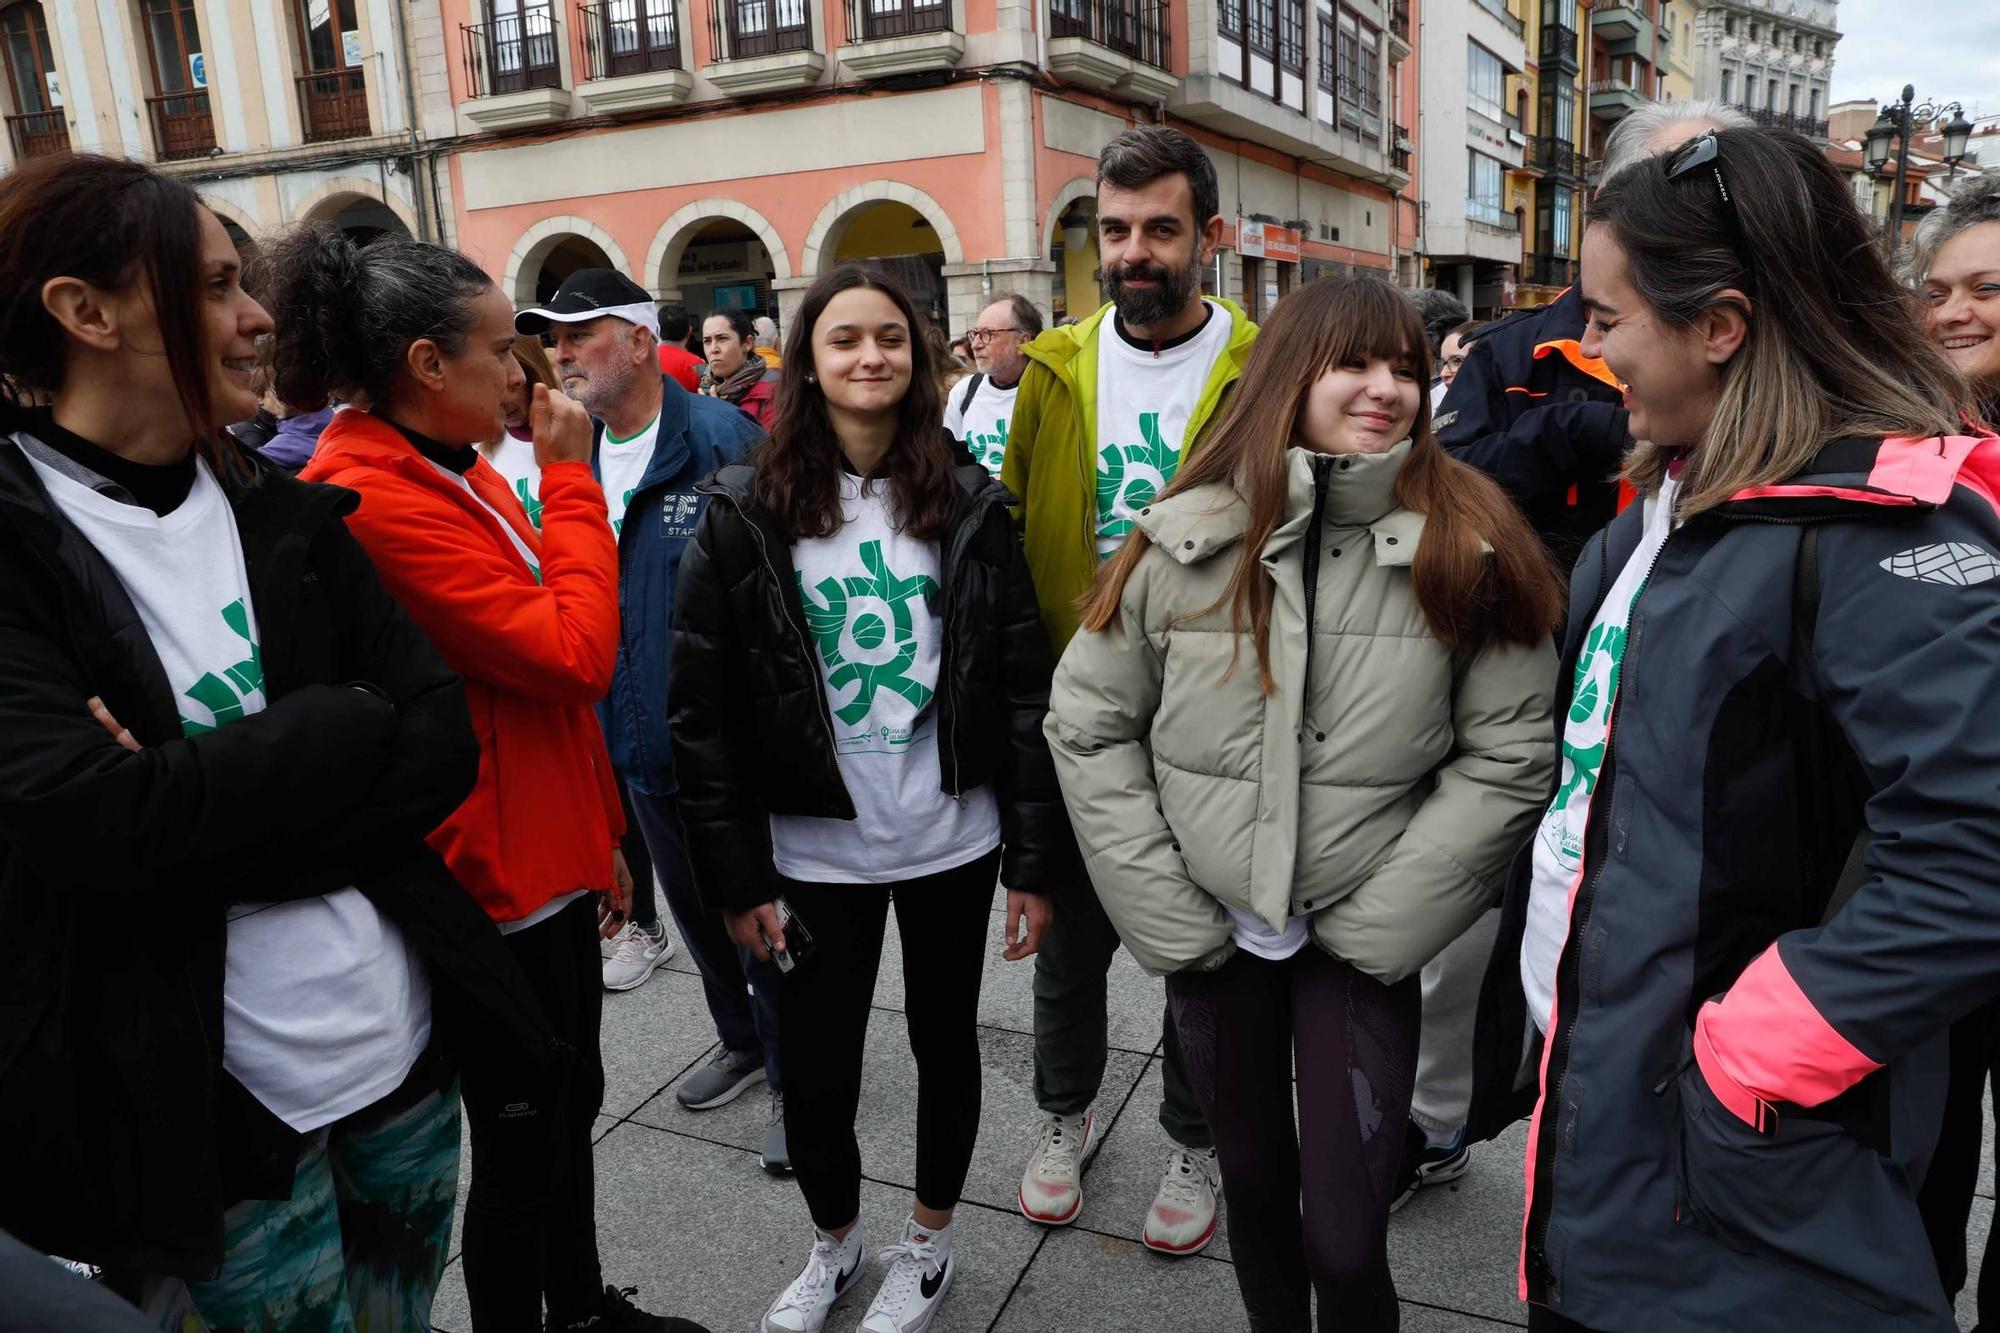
[1017,1110,1094,1226]
[602,919,673,992]
[1143,1144,1220,1256]
[762,1226,866,1333]
[860,1218,954,1333]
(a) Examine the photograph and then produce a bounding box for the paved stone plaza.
[430,888,1994,1332]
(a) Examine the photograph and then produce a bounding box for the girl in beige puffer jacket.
[1046,277,1560,1333]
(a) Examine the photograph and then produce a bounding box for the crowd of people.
[2,99,2000,1333]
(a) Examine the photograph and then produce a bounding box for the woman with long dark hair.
[1049,275,1560,1332]
[1465,127,1995,1332]
[0,155,511,1329]
[702,307,780,430]
[268,225,703,1333]
[670,262,1071,1333]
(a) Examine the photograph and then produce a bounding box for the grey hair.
[1097,126,1222,229]
[1601,99,1757,186]
[986,292,1045,339]
[260,224,493,413]
[1907,168,2000,283]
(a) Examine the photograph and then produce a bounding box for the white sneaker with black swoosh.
[859,1218,955,1333]
[762,1226,865,1333]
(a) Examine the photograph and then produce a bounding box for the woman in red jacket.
[266,226,702,1333]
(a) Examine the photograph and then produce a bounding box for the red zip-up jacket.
[304,409,623,924]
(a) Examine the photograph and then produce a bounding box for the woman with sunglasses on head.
[1049,276,1560,1333]
[0,155,526,1330]
[670,262,1070,1333]
[1460,126,1998,1333]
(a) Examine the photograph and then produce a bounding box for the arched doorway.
[532,234,613,304]
[828,201,947,325]
[306,191,413,246]
[674,219,777,320]
[1049,198,1100,322]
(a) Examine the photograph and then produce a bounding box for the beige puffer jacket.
[1046,442,1555,984]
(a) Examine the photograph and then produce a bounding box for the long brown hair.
[1589,128,1967,516]
[1079,277,1561,689]
[512,333,557,392]
[0,154,221,459]
[752,263,956,540]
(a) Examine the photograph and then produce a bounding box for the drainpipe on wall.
[389,0,431,241]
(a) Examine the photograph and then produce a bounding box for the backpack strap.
[956,372,985,419]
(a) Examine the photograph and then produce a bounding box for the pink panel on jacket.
[1693,946,1883,1129]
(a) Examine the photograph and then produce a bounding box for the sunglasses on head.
[1664,129,1754,284]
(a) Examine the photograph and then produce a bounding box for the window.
[1247,0,1275,55]
[1786,83,1798,115]
[594,0,681,67]
[1538,75,1573,144]
[143,0,203,93]
[2,2,56,115]
[1467,39,1504,123]
[1336,7,1374,127]
[1723,13,1734,35]
[1552,184,1572,254]
[1743,75,1755,108]
[1358,20,1379,129]
[1220,0,1243,39]
[1810,87,1821,119]
[1279,0,1305,71]
[1316,0,1333,89]
[1467,150,1504,225]
[728,0,810,55]
[1539,0,1572,29]
[480,0,560,90]
[293,0,370,141]
[1719,68,1732,104]
[1814,38,1823,56]
[296,0,359,71]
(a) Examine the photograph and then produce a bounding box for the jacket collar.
[593,373,694,495]
[1134,442,1425,569]
[1713,433,1999,520]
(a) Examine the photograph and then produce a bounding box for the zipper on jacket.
[733,495,848,807]
[1298,457,1334,734]
[1523,521,1675,1299]
[935,489,989,803]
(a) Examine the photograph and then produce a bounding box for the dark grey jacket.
[1470,433,2000,1331]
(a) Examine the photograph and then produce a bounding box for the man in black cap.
[515,273,787,1171]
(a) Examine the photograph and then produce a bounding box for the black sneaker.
[549,1284,711,1333]
[1389,1121,1471,1213]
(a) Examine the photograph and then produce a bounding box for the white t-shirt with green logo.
[1093,301,1233,560]
[943,375,1019,478]
[770,472,1001,883]
[600,412,661,538]
[1522,476,1679,1033]
[481,430,543,532]
[24,451,431,1132]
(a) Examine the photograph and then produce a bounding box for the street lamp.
[1867,84,1976,258]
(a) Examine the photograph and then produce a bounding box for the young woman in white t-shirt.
[670,262,1075,1333]
[0,154,518,1329]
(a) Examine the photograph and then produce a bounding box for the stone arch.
[197,193,263,241]
[645,198,793,293]
[1041,176,1099,250]
[800,179,964,276]
[502,214,635,306]
[291,176,419,235]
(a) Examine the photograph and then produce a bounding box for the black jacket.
[1436,286,1631,575]
[669,459,1077,912]
[0,436,550,1278]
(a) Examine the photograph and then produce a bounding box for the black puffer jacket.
[669,459,1076,912]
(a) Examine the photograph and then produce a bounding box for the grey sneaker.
[761,1089,792,1175]
[675,1045,766,1111]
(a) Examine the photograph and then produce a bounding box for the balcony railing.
[463,5,564,96]
[581,1,683,75]
[146,91,215,161]
[844,0,951,40]
[1465,197,1515,229]
[712,0,813,59]
[5,109,67,160]
[1730,103,1829,138]
[297,68,370,142]
[1538,21,1577,66]
[1393,121,1412,171]
[1527,133,1585,178]
[1523,251,1576,287]
[1389,0,1409,40]
[1048,0,1169,71]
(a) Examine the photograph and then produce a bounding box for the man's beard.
[565,358,637,417]
[1101,254,1201,327]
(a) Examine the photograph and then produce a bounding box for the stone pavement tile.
[989,1225,1248,1332]
[599,966,737,1121]
[627,1009,1150,1219]
[1959,1190,1993,1328]
[1387,1120,1529,1327]
[1070,1057,1234,1261]
[433,1120,1039,1333]
[1399,1301,1528,1329]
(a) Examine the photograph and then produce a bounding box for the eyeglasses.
[1665,129,1753,283]
[967,327,1021,343]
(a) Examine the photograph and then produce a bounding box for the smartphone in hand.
[763,896,816,973]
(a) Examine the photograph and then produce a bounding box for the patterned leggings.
[180,1081,461,1333]
[1169,948,1420,1333]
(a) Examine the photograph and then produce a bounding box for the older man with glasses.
[945,293,1043,476]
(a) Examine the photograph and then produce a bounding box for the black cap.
[515,269,660,336]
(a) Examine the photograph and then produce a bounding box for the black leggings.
[776,848,1000,1231]
[1168,947,1419,1333]
[458,896,605,1331]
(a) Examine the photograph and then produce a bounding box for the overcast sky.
[1826,0,1999,116]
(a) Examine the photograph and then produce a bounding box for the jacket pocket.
[1673,1061,1933,1315]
